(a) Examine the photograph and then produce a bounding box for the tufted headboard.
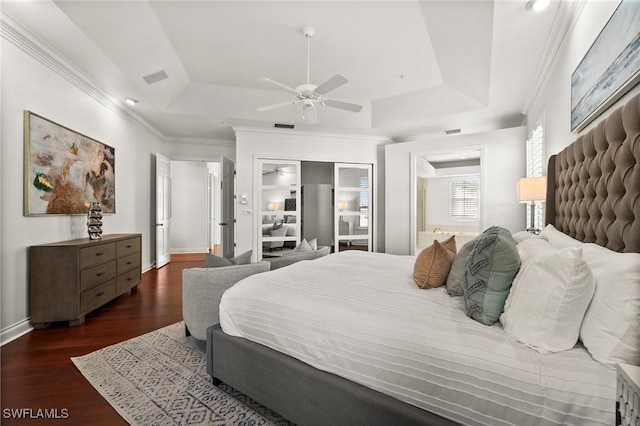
[546,93,640,253]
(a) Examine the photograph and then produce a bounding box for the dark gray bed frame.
[207,92,640,425]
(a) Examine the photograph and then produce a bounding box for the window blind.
[359,177,368,228]
[450,178,479,220]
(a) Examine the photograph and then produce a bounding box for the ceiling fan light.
[302,103,317,123]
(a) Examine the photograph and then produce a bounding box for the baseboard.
[1,318,33,346]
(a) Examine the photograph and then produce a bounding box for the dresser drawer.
[116,267,141,294]
[117,237,140,258]
[80,279,116,315]
[117,253,141,274]
[80,261,116,292]
[79,243,116,269]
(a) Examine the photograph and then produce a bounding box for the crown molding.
[521,0,588,117]
[0,13,164,140]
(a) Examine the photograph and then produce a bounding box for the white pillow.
[308,238,318,251]
[512,231,547,244]
[579,243,640,365]
[500,242,595,353]
[293,239,312,253]
[539,224,583,249]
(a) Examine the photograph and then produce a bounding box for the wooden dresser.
[29,234,142,328]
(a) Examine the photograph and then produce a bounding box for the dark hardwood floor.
[1,260,201,425]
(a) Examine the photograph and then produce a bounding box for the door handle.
[155,223,163,227]
[219,222,228,226]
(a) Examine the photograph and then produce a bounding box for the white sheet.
[220,251,616,426]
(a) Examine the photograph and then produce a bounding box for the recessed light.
[525,0,550,12]
[124,97,139,106]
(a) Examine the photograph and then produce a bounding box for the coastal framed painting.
[571,0,640,132]
[24,111,116,216]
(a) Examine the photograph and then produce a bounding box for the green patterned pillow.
[462,226,520,325]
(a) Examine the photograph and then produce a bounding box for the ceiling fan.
[257,26,363,123]
[262,165,295,176]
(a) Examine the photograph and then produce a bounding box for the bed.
[209,93,640,426]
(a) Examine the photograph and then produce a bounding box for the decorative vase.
[87,201,103,240]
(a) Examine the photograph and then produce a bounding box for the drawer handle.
[127,261,132,265]
[96,252,104,256]
[126,245,132,248]
[96,272,105,277]
[96,291,105,297]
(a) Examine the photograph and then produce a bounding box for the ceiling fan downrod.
[302,26,315,85]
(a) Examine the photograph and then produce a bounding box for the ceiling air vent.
[274,123,295,129]
[445,128,461,135]
[142,70,169,85]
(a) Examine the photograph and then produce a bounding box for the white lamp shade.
[517,177,547,203]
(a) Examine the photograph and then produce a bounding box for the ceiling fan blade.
[258,77,301,96]
[315,74,348,95]
[257,99,299,112]
[322,99,363,113]
[303,104,318,123]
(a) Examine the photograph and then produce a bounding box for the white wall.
[1,30,163,343]
[527,1,640,161]
[385,126,526,255]
[169,161,209,253]
[234,127,390,259]
[161,140,235,163]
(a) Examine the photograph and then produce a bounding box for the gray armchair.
[182,261,270,341]
[267,246,330,270]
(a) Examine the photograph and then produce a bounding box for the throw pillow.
[462,226,520,326]
[500,244,595,353]
[413,236,456,289]
[293,239,313,253]
[230,249,252,265]
[270,227,287,238]
[271,220,284,231]
[308,238,318,251]
[579,243,640,365]
[446,237,478,296]
[205,253,233,268]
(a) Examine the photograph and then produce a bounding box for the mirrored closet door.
[258,160,301,260]
[334,163,372,252]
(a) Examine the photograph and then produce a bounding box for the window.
[526,121,545,229]
[450,177,479,221]
[359,177,368,228]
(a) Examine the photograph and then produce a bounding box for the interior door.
[220,156,235,259]
[155,153,171,268]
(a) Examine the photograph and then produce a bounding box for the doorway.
[411,148,483,255]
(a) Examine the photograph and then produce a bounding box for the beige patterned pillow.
[413,236,457,289]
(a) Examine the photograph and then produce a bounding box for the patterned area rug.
[71,322,293,426]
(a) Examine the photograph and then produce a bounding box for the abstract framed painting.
[571,0,640,132]
[24,111,116,216]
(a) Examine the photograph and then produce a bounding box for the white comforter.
[220,251,615,426]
